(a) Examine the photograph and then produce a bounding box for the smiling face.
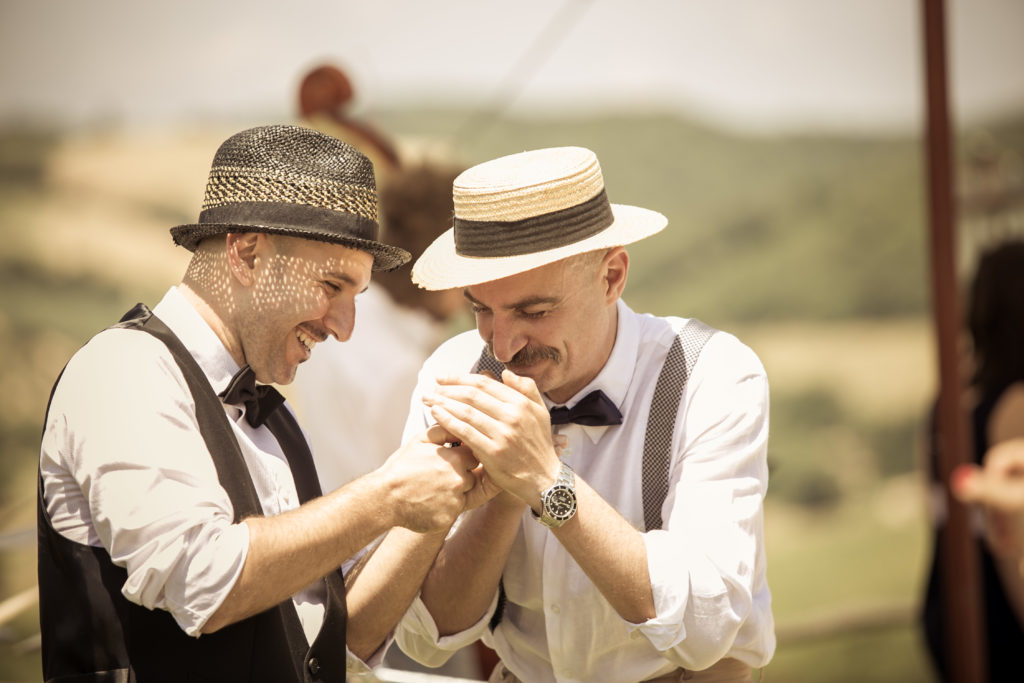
[465,248,628,404]
[235,233,373,385]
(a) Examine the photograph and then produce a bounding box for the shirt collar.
[545,299,638,443]
[151,286,242,396]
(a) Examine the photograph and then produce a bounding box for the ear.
[225,232,261,287]
[602,247,629,304]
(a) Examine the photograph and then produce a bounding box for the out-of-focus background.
[2,1,1023,681]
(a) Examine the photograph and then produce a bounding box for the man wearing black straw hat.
[37,125,484,682]
[395,147,775,682]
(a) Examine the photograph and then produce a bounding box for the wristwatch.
[532,461,577,528]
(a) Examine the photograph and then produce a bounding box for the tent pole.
[921,0,986,680]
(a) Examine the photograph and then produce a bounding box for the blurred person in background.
[290,164,480,679]
[395,146,774,682]
[923,239,1024,681]
[37,125,483,682]
[298,63,402,182]
[954,438,1024,608]
[291,162,468,493]
[293,64,486,679]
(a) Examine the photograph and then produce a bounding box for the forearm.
[345,527,447,661]
[551,477,655,623]
[203,470,396,633]
[421,496,524,635]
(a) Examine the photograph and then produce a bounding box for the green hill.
[377,108,1024,325]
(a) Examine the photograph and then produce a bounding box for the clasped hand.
[423,369,563,512]
[379,424,480,534]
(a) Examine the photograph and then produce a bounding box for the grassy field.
[2,110,1018,681]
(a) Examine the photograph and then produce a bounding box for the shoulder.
[633,312,766,382]
[51,326,189,409]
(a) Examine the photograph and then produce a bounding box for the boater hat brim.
[412,203,666,290]
[411,146,666,290]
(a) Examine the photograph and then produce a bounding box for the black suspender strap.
[117,303,347,681]
[116,303,266,519]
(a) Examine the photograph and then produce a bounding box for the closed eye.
[518,309,549,319]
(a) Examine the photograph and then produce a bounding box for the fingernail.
[951,464,975,492]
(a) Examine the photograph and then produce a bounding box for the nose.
[323,293,357,342]
[485,314,527,364]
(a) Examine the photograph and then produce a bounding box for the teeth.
[296,330,315,352]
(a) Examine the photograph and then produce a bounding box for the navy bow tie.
[549,389,623,427]
[219,365,286,428]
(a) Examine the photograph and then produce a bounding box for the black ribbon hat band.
[454,189,614,258]
[198,202,380,243]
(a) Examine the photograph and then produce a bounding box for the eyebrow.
[463,290,560,310]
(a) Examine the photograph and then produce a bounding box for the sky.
[1,0,1022,134]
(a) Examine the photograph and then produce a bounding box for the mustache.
[485,343,561,366]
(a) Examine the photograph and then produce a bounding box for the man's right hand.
[376,425,479,534]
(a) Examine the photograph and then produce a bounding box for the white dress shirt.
[40,287,374,671]
[397,300,775,682]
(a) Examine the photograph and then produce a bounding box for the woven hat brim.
[411,203,666,290]
[170,223,411,272]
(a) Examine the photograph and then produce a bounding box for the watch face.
[546,485,577,520]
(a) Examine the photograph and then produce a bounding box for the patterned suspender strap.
[641,319,716,531]
[474,347,506,379]
[471,347,510,632]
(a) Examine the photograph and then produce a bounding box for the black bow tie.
[549,389,623,427]
[219,365,286,428]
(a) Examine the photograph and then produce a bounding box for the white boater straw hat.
[411,146,667,290]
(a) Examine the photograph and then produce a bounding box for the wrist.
[493,490,528,512]
[527,456,564,512]
[532,461,578,528]
[359,467,404,529]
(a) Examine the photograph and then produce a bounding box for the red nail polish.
[951,464,974,491]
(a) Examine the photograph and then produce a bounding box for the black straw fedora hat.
[171,125,410,272]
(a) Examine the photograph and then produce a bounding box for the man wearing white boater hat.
[395,146,775,682]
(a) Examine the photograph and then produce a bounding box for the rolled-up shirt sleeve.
[396,589,500,667]
[43,329,249,637]
[631,334,771,670]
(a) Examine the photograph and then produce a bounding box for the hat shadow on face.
[186,234,371,347]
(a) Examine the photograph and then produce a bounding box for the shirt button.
[308,657,321,675]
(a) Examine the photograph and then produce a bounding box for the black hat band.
[453,189,613,258]
[199,202,379,242]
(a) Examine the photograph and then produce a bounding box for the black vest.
[37,304,348,683]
